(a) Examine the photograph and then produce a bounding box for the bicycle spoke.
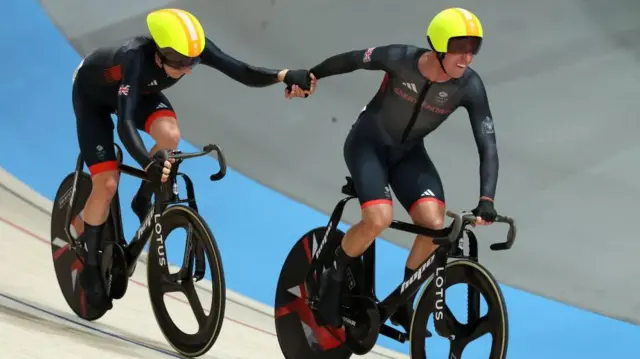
[466,314,492,343]
[183,280,208,328]
[449,339,466,359]
[160,275,185,294]
[434,304,464,334]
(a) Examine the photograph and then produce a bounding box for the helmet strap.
[155,51,165,67]
[427,37,451,78]
[436,52,450,77]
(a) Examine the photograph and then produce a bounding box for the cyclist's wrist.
[479,196,493,203]
[277,69,289,82]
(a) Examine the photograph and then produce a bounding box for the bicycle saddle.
[341,176,358,197]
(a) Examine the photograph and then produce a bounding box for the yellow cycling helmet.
[426,7,483,55]
[147,8,206,67]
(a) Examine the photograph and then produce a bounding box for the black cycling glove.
[144,150,171,184]
[472,199,497,223]
[283,69,312,97]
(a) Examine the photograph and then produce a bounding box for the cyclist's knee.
[424,215,444,231]
[410,200,445,230]
[361,203,393,236]
[149,117,181,149]
[90,170,119,201]
[163,126,181,148]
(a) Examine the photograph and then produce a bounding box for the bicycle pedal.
[306,296,319,310]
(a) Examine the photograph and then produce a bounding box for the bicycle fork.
[167,163,206,281]
[432,230,481,340]
[432,251,455,340]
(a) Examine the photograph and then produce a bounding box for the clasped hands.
[281,69,317,99]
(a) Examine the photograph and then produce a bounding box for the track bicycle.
[50,143,227,358]
[274,176,517,358]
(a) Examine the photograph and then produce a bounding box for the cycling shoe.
[390,302,432,337]
[317,267,344,328]
[390,303,414,334]
[80,264,112,311]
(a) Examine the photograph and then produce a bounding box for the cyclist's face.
[442,52,474,78]
[163,64,192,78]
[439,37,480,78]
[154,53,194,78]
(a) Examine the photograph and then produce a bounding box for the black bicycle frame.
[63,143,226,275]
[304,194,461,339]
[116,164,171,272]
[302,175,506,344]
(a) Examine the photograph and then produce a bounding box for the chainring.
[343,294,381,355]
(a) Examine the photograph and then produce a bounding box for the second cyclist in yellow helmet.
[426,7,484,75]
[70,7,314,310]
[284,7,500,335]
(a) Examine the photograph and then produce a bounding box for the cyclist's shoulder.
[118,36,155,57]
[458,67,488,94]
[85,36,152,63]
[115,37,157,72]
[454,67,492,109]
[370,44,429,76]
[375,43,428,58]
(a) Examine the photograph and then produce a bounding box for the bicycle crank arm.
[380,324,409,343]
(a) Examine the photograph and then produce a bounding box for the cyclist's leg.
[318,124,393,327]
[392,144,445,269]
[73,83,118,310]
[388,143,445,331]
[341,130,393,260]
[130,93,180,222]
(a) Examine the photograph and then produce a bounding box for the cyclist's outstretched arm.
[200,37,285,87]
[308,44,407,79]
[463,73,499,202]
[116,50,153,170]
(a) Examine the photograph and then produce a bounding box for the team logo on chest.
[434,91,448,105]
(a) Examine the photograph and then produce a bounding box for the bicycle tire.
[409,259,509,359]
[146,205,226,358]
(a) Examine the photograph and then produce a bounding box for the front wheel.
[409,259,509,359]
[147,205,226,358]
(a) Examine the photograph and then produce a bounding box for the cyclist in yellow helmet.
[70,8,314,311]
[286,8,499,334]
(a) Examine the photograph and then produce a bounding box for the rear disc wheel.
[50,171,116,320]
[274,227,353,359]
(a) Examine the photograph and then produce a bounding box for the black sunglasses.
[157,50,201,69]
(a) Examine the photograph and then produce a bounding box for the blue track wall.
[1,0,638,357]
